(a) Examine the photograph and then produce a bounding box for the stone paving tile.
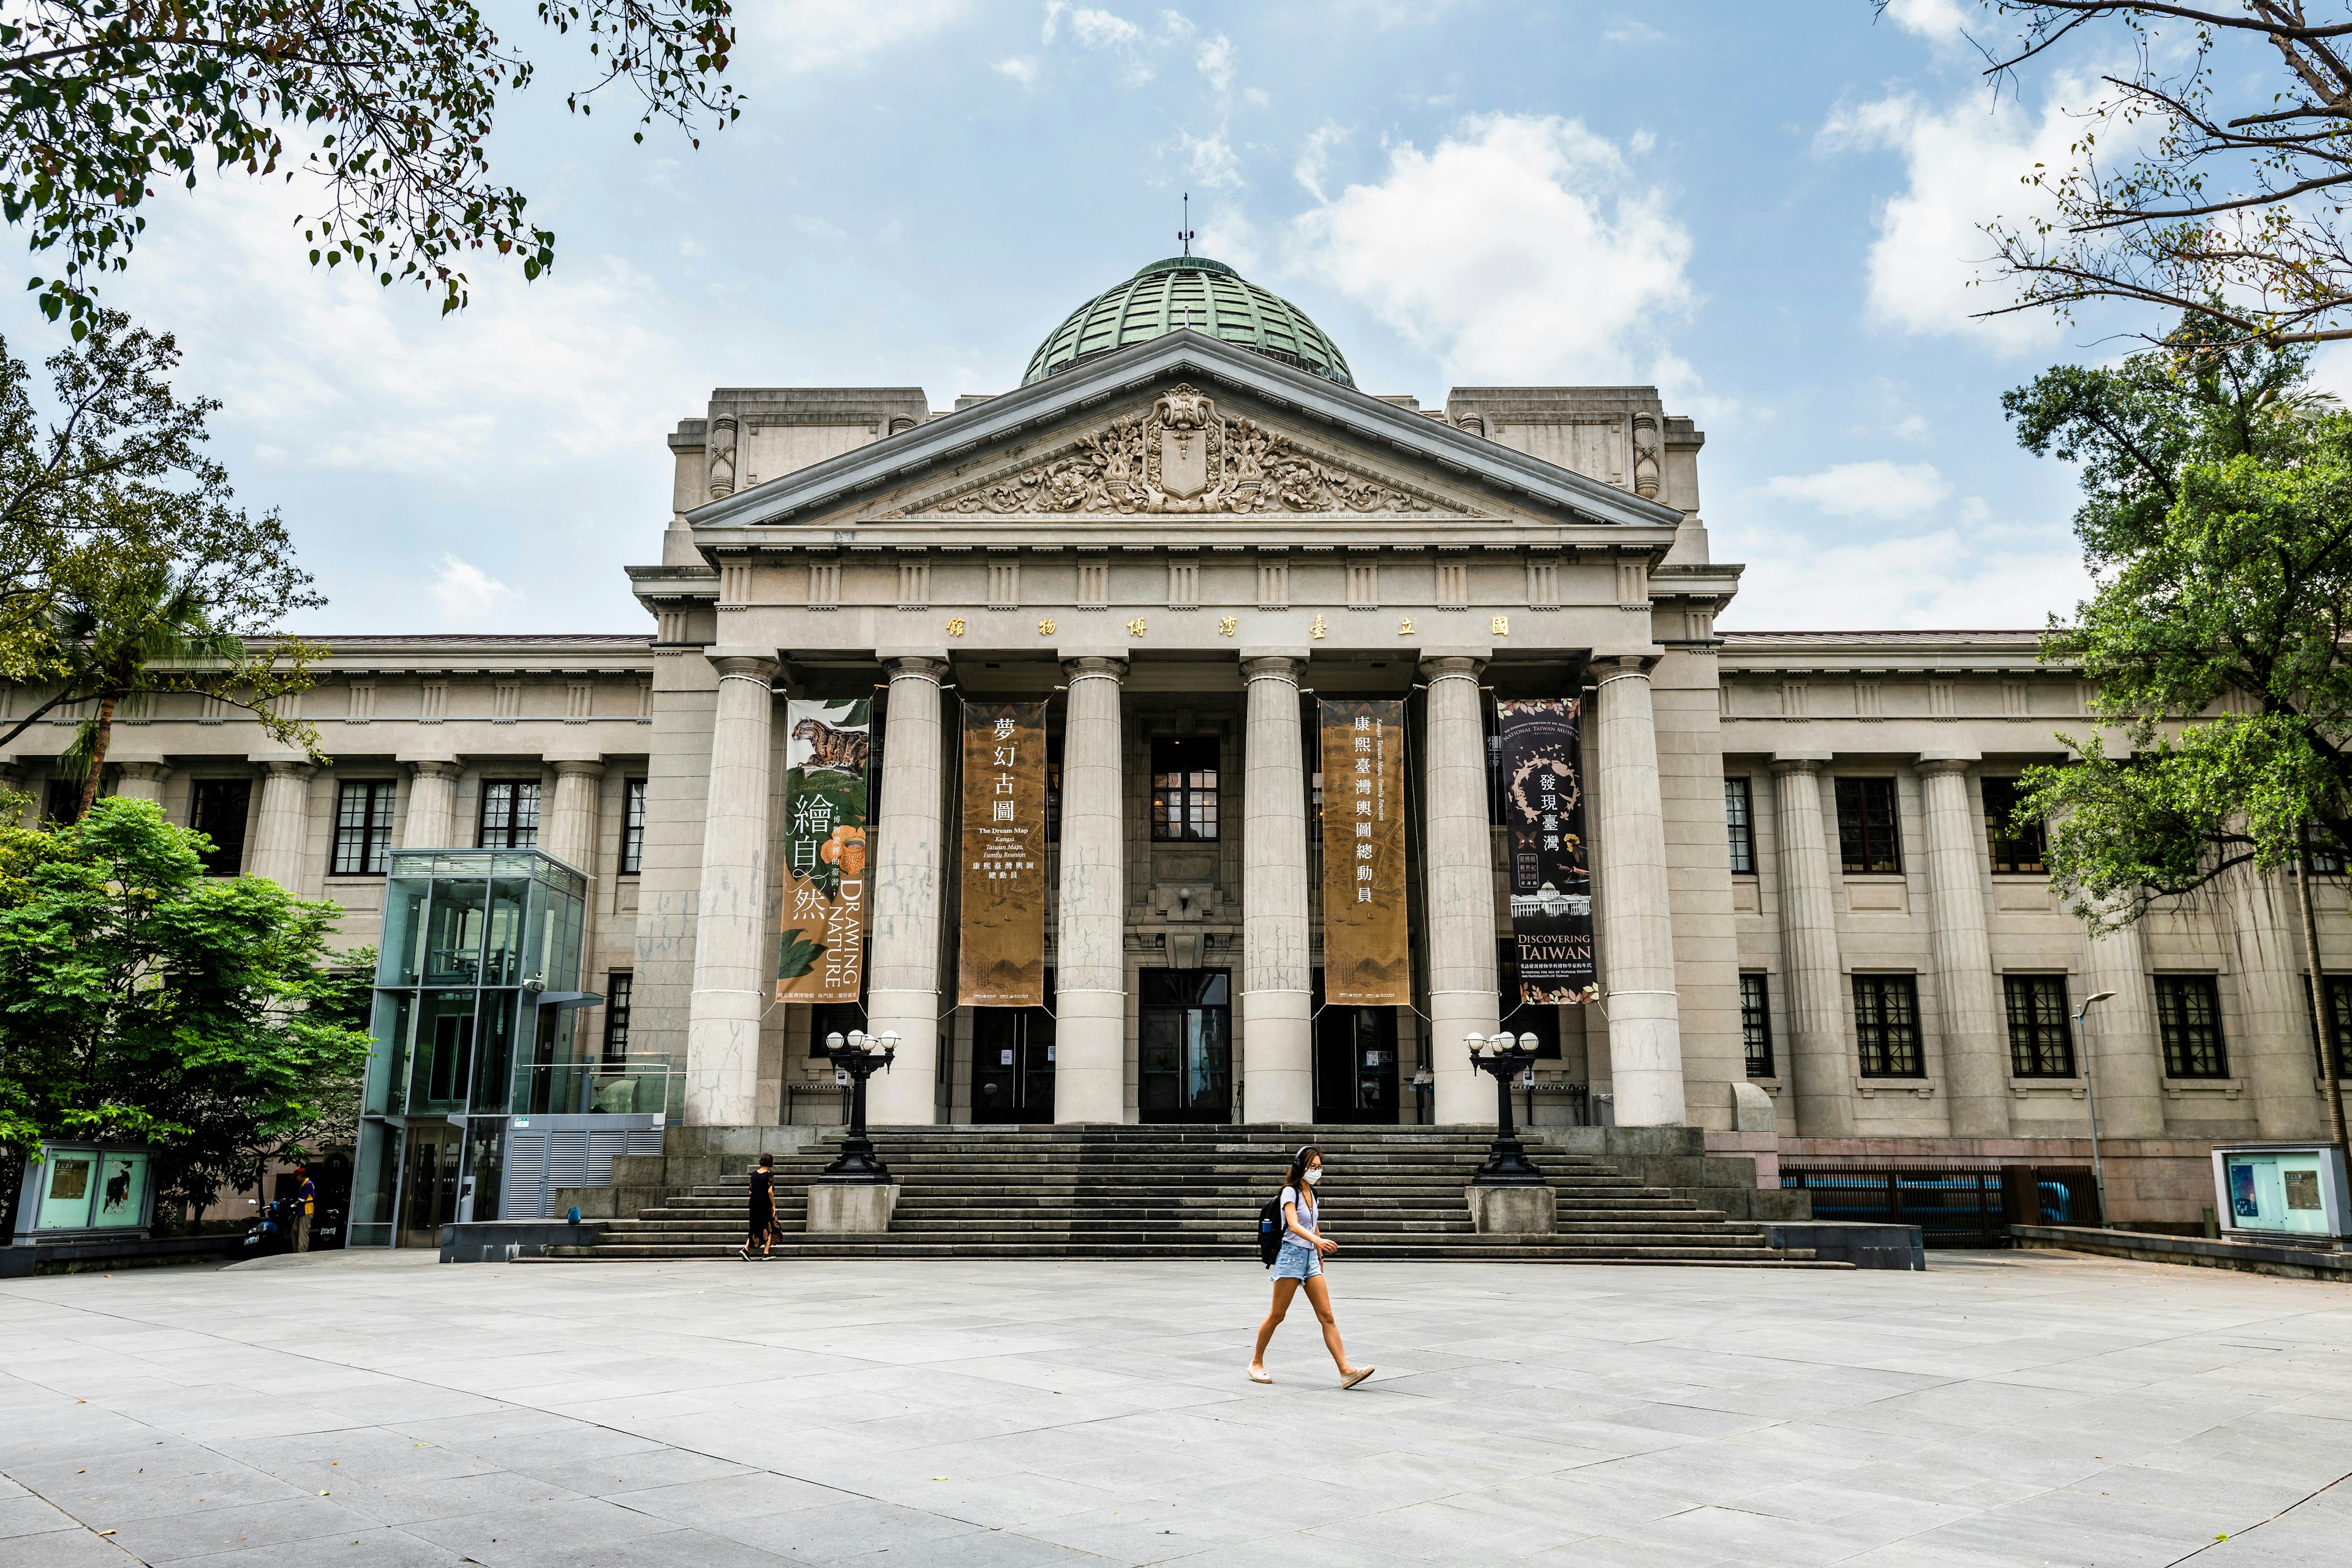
[99,1494,382,1562]
[0,1527,130,1567]
[171,1526,471,1567]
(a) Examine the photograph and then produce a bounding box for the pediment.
[887,385,1490,521]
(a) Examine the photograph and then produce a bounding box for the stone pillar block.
[1917,758,2008,1137]
[401,760,461,850]
[808,1182,900,1233]
[1773,758,1854,1136]
[246,761,315,888]
[1056,657,1128,1123]
[1242,653,1312,1123]
[1422,655,1499,1123]
[869,657,950,1125]
[1466,1183,1556,1234]
[1595,658,1685,1126]
[685,650,778,1127]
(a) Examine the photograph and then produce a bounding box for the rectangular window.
[42,778,82,826]
[2155,975,2229,1079]
[2299,974,2352,1077]
[601,973,633,1062]
[1150,736,1219,842]
[1725,777,1756,875]
[1853,974,1923,1077]
[478,779,541,849]
[618,778,647,875]
[1835,777,1901,875]
[1046,731,1063,845]
[189,779,252,876]
[2312,835,2346,876]
[2003,974,2076,1077]
[331,780,398,875]
[1740,973,1774,1077]
[1983,777,2047,875]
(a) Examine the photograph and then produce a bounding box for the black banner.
[1495,698,1597,1005]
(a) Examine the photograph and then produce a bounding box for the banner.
[1496,698,1597,1005]
[1319,698,1409,1006]
[957,701,1048,1007]
[778,698,870,1003]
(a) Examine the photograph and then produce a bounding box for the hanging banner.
[1496,697,1598,1005]
[1319,698,1409,1006]
[958,701,1049,1007]
[778,698,870,1003]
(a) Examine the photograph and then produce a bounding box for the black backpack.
[1257,1193,1285,1265]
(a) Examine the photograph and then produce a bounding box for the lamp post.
[2074,990,2116,1227]
[1465,1030,1545,1185]
[820,1029,899,1183]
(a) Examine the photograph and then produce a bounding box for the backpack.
[1257,1193,1285,1265]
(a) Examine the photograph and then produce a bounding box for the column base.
[863,990,939,1125]
[1608,994,1687,1128]
[1055,989,1127,1123]
[684,1010,761,1126]
[1241,989,1312,1124]
[1428,990,1499,1124]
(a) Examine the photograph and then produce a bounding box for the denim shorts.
[1271,1238,1322,1280]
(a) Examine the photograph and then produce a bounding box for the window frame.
[1834,776,1902,875]
[617,778,647,875]
[1725,777,1756,876]
[1149,736,1220,843]
[2002,973,2076,1077]
[601,972,633,1063]
[1739,972,1774,1078]
[477,778,542,850]
[1982,777,2048,876]
[2301,973,2352,1077]
[330,779,398,877]
[189,777,252,877]
[2154,974,2230,1079]
[1852,973,1924,1077]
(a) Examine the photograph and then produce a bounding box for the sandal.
[1341,1367,1375,1390]
[1247,1366,1272,1385]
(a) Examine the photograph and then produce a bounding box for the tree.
[0,796,371,1237]
[2008,311,2351,1140]
[0,2,741,333]
[1958,2,2352,346]
[0,311,322,761]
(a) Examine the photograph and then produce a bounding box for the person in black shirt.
[740,1153,778,1259]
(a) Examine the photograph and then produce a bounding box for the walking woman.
[1250,1145,1374,1388]
[740,1153,779,1260]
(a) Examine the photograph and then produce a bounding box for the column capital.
[1591,653,1660,682]
[882,655,951,684]
[113,760,168,783]
[1769,755,1827,779]
[405,758,462,782]
[1061,655,1128,684]
[1418,654,1484,684]
[551,758,608,780]
[1913,756,1975,778]
[705,646,778,681]
[1240,654,1305,684]
[258,759,316,780]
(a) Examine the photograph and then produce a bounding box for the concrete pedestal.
[1466,1183,1556,1234]
[808,1181,900,1234]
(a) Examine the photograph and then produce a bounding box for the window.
[618,778,647,875]
[2301,975,2352,1077]
[1725,777,1756,875]
[331,780,398,875]
[2312,835,2346,876]
[1983,777,2046,875]
[1740,973,1774,1077]
[189,778,252,876]
[808,1000,868,1058]
[1150,736,1219,842]
[2003,974,2075,1077]
[2155,975,2229,1078]
[1853,974,1923,1077]
[478,779,541,848]
[41,778,82,825]
[601,973,633,1063]
[1835,777,1901,874]
[1046,731,1063,845]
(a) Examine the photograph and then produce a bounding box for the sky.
[0,0,2276,636]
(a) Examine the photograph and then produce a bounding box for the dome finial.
[1178,192,1194,257]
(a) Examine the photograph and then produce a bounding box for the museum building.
[8,255,2348,1245]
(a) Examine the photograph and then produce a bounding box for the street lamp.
[820,1028,899,1183]
[1464,1030,1545,1185]
[2074,991,2117,1228]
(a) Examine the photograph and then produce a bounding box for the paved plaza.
[0,1251,2348,1567]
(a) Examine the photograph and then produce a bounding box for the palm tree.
[50,565,243,821]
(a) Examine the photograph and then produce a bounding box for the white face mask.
[1303,1168,1323,1186]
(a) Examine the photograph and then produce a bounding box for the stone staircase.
[542,1125,1844,1267]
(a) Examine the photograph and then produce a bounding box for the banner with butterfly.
[778,698,871,1003]
[1496,697,1598,1005]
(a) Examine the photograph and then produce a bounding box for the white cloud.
[1293,121,1349,203]
[429,555,524,625]
[1604,21,1670,45]
[1286,113,1693,383]
[1069,6,1144,49]
[995,56,1039,86]
[794,214,850,243]
[1197,33,1235,92]
[1720,524,2090,631]
[1755,460,1951,519]
[1817,83,2092,352]
[1882,0,1975,44]
[735,0,969,81]
[1175,130,1242,190]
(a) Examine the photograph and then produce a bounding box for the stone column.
[1241,653,1312,1123]
[1771,758,1854,1136]
[2221,855,2321,1139]
[1594,658,1686,1126]
[1056,657,1128,1123]
[1422,655,1499,1123]
[541,760,605,873]
[1917,759,2008,1137]
[684,650,778,1127]
[246,761,315,888]
[867,656,950,1125]
[401,760,461,849]
[111,761,168,804]
[2080,910,2166,1138]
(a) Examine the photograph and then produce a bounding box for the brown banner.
[957,701,1048,1007]
[777,698,872,1004]
[1319,698,1409,1006]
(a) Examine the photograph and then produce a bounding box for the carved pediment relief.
[900,385,1490,519]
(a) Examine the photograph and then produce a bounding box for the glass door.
[971,995,1056,1124]
[398,1122,462,1247]
[1139,969,1231,1123]
[1313,974,1399,1124]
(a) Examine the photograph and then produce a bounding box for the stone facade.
[7,324,2347,1229]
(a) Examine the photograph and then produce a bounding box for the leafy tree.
[0,796,371,1235]
[2008,311,2351,1140]
[0,2,741,332]
[0,311,322,760]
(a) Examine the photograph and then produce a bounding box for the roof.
[1022,257,1354,388]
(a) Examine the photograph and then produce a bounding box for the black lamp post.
[819,1028,898,1183]
[1465,1030,1546,1186]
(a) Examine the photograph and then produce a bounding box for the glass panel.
[464,1118,507,1223]
[36,1153,96,1229]
[363,992,415,1115]
[350,1120,401,1247]
[399,1124,462,1248]
[380,878,432,986]
[422,878,488,985]
[410,990,478,1111]
[472,990,520,1113]
[89,1151,148,1229]
[483,878,530,987]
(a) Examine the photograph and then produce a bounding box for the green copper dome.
[1022,256,1354,388]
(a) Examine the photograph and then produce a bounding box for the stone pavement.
[1,1250,2347,1567]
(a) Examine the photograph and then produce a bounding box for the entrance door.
[398,1122,461,1248]
[1313,992,1400,1124]
[971,998,1057,1124]
[1140,969,1231,1122]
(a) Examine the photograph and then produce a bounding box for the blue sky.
[1,0,2250,635]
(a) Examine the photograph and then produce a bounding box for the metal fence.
[1779,1165,2102,1247]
